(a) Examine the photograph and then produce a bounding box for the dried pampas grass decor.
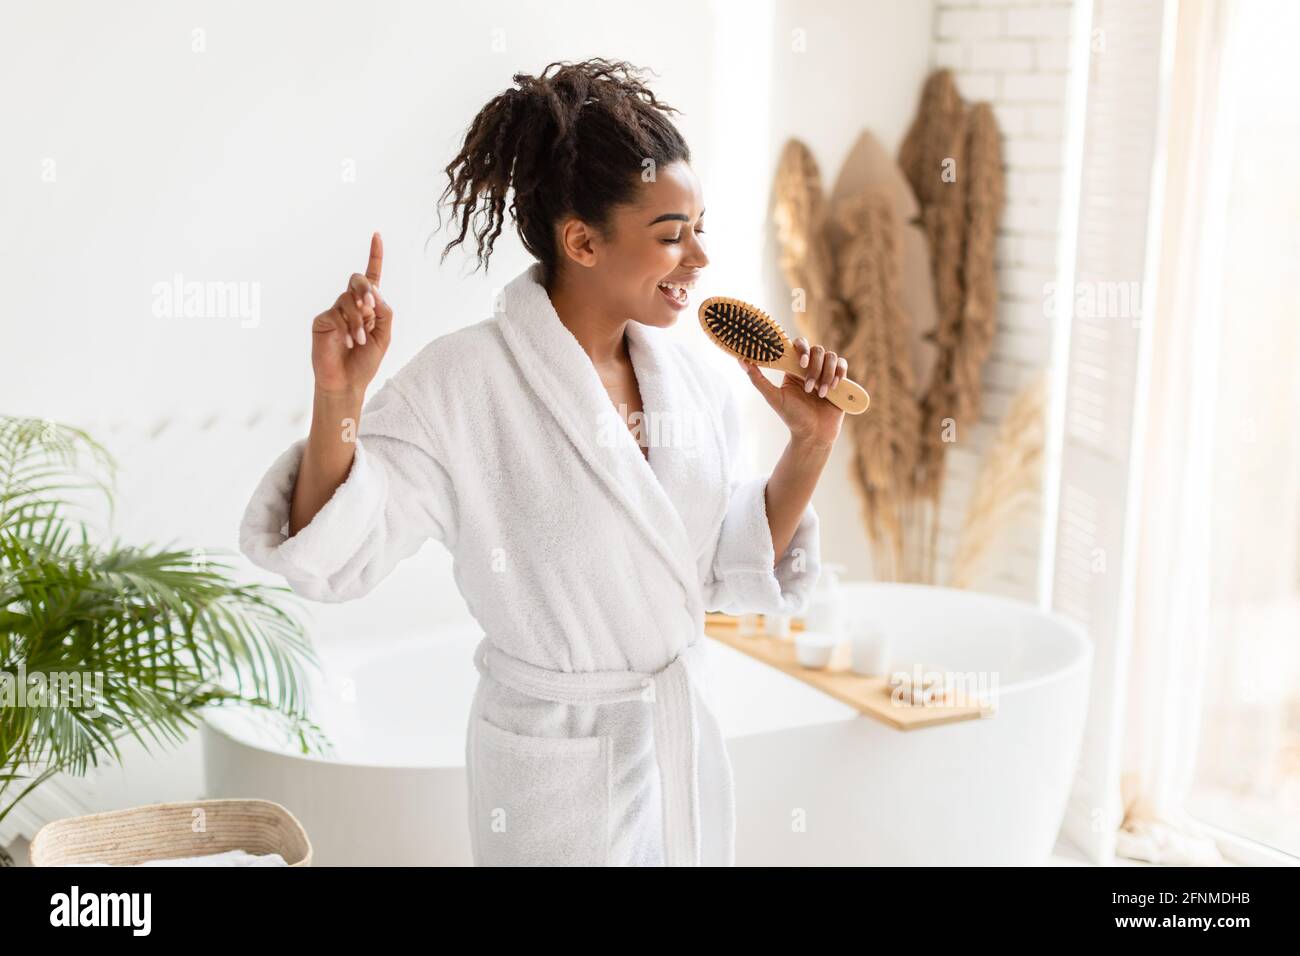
[769,68,1015,587]
[771,140,843,344]
[950,372,1048,590]
[953,103,1005,425]
[826,131,941,397]
[833,191,921,581]
[899,70,1006,583]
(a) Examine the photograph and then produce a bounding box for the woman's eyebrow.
[647,208,705,226]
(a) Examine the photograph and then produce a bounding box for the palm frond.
[0,413,328,827]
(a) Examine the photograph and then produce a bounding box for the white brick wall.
[924,0,1080,601]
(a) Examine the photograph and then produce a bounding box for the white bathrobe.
[239,261,821,866]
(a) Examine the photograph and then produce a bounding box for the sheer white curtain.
[1114,0,1237,866]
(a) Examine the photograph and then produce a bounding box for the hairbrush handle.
[772,351,871,414]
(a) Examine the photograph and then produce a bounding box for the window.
[1184,0,1300,858]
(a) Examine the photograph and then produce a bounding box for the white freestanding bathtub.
[201,582,1092,865]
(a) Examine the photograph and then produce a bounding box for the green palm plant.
[0,415,330,864]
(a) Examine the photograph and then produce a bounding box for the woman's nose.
[686,232,709,269]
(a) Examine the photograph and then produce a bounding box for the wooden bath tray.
[703,613,994,730]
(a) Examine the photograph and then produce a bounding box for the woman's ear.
[557,217,599,269]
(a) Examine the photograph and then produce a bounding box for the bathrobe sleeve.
[238,376,457,603]
[701,382,822,617]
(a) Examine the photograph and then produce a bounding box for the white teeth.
[657,282,688,303]
[657,279,694,302]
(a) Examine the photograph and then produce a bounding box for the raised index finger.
[366,231,383,285]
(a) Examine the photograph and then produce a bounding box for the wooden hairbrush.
[698,296,870,414]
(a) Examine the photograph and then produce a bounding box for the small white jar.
[765,614,792,640]
[850,621,892,676]
[794,630,839,669]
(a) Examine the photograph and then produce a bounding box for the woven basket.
[28,798,312,867]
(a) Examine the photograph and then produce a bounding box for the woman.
[239,59,850,867]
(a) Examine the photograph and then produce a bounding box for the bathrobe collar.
[494,262,725,611]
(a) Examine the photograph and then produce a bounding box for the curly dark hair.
[435,58,691,288]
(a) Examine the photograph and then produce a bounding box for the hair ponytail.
[435,59,690,288]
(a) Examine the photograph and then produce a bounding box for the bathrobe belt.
[472,636,715,867]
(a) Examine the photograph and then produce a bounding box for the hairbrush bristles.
[698,297,789,364]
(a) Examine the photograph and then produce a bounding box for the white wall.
[2,0,756,420]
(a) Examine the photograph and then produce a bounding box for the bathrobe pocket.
[470,716,612,867]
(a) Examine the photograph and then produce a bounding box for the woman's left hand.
[738,336,847,448]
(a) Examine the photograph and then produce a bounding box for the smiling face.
[552,161,709,328]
